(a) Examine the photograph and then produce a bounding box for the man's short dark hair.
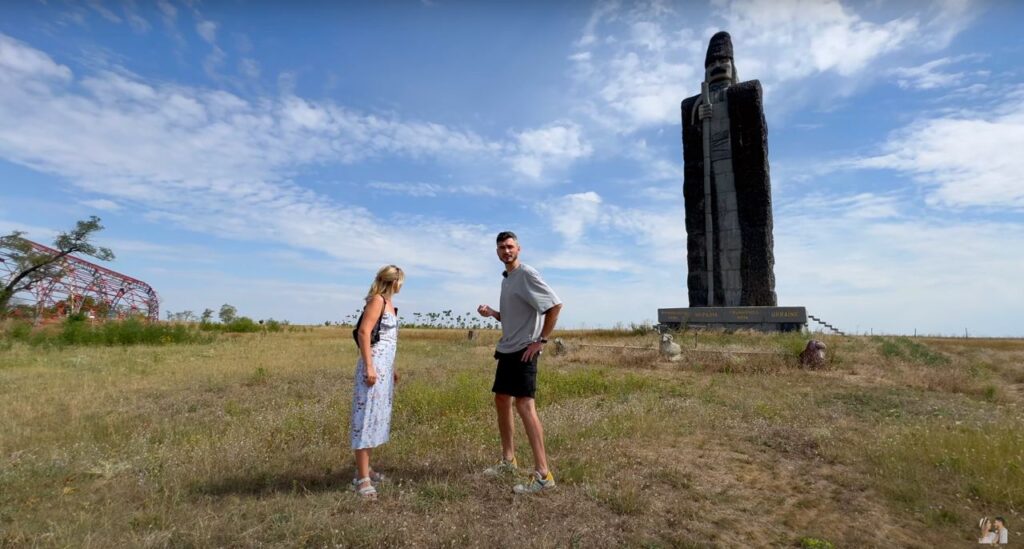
[995,517,1007,526]
[496,231,518,244]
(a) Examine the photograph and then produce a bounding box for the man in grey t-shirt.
[477,231,562,494]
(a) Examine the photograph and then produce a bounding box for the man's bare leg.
[514,397,549,475]
[495,393,515,461]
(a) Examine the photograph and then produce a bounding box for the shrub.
[3,318,212,347]
[5,320,33,341]
[223,317,260,333]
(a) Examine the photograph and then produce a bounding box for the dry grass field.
[1,327,1022,547]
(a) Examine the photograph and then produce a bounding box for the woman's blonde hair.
[366,265,404,299]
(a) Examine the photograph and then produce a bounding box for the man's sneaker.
[483,457,518,476]
[513,471,555,494]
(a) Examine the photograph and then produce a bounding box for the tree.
[0,216,114,317]
[201,308,214,323]
[218,303,237,324]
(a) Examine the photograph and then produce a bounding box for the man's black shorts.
[492,348,538,398]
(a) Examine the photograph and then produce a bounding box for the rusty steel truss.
[0,239,159,322]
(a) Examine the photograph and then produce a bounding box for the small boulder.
[800,340,827,368]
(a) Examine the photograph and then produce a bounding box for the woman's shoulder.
[363,294,388,311]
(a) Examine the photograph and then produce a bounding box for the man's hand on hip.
[521,341,544,362]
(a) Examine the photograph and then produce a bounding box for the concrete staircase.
[808,314,846,336]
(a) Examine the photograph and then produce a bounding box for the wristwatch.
[535,337,548,344]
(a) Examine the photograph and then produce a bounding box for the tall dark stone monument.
[680,31,776,308]
[659,31,804,332]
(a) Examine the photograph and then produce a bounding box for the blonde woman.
[350,265,403,501]
[979,517,998,544]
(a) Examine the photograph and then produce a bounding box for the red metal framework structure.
[0,239,160,322]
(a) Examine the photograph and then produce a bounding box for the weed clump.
[799,537,835,549]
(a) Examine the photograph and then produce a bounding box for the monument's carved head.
[704,31,736,85]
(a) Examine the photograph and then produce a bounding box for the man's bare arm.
[522,303,562,361]
[477,304,501,322]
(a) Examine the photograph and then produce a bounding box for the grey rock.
[799,339,827,368]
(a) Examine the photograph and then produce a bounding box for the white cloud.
[0,34,511,277]
[796,193,902,220]
[717,0,919,80]
[570,4,701,131]
[543,192,604,242]
[87,0,122,24]
[774,198,1024,336]
[104,238,221,265]
[157,0,177,23]
[156,0,184,48]
[239,58,260,79]
[845,95,1024,210]
[539,190,686,269]
[367,181,499,198]
[0,218,59,241]
[0,35,72,81]
[570,0,978,130]
[148,269,369,323]
[510,122,592,180]
[368,182,446,198]
[892,57,966,90]
[196,20,218,44]
[80,198,123,212]
[624,137,681,182]
[121,1,151,33]
[536,249,638,273]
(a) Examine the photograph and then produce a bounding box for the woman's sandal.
[350,470,384,490]
[354,477,377,500]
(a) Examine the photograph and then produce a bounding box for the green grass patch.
[878,337,904,359]
[556,456,602,484]
[593,484,649,515]
[540,368,658,402]
[876,336,949,366]
[820,389,909,420]
[394,370,490,423]
[868,423,1024,510]
[415,480,468,507]
[799,537,835,549]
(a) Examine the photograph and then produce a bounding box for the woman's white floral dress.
[350,311,398,450]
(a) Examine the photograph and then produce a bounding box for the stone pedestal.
[658,306,806,333]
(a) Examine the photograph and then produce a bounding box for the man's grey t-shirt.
[496,264,562,353]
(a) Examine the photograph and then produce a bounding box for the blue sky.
[1,0,1022,336]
